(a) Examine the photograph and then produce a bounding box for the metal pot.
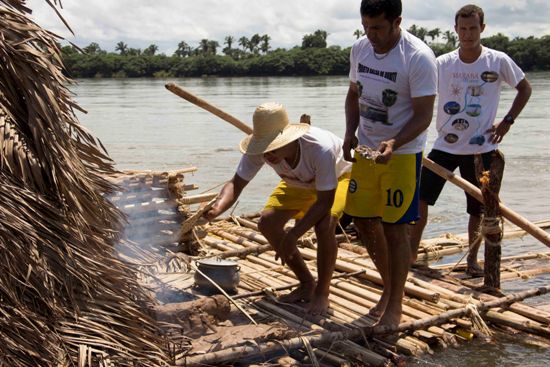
[194,258,240,293]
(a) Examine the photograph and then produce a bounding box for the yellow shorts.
[344,152,421,224]
[264,174,350,219]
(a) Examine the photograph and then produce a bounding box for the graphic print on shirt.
[439,70,499,146]
[357,63,398,126]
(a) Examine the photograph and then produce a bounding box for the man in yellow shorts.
[343,0,437,327]
[205,102,351,314]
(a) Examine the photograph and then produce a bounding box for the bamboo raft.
[108,168,550,366]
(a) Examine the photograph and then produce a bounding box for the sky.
[25,0,550,55]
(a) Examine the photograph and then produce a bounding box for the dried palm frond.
[0,1,169,366]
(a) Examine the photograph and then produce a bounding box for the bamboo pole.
[412,270,550,325]
[178,192,218,205]
[233,270,366,300]
[485,310,550,338]
[165,83,253,134]
[423,157,550,248]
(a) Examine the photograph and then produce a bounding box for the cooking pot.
[194,258,240,293]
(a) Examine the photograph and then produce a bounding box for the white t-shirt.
[236,126,351,191]
[433,47,525,154]
[349,30,437,154]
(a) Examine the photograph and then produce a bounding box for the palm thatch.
[0,1,168,365]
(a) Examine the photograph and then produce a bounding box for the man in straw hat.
[205,102,351,314]
[343,0,437,327]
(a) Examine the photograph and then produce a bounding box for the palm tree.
[207,40,219,55]
[174,40,191,57]
[260,34,271,54]
[224,35,234,50]
[250,33,261,54]
[198,38,210,55]
[428,28,441,43]
[238,36,249,52]
[83,42,102,54]
[115,41,128,55]
[0,2,167,366]
[143,44,159,56]
[353,29,364,39]
[444,30,457,47]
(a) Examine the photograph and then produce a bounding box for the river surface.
[72,74,550,366]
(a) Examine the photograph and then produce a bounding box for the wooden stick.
[423,157,550,248]
[165,83,253,134]
[178,192,218,205]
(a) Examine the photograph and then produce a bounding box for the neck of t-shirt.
[458,45,483,64]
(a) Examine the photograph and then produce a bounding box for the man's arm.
[376,94,436,164]
[488,78,532,144]
[204,173,249,221]
[344,82,360,162]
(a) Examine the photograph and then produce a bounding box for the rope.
[465,301,492,337]
[422,244,442,262]
[481,216,504,245]
[444,234,483,275]
[502,266,530,280]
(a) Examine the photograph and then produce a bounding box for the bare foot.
[466,264,484,277]
[278,282,316,303]
[375,304,402,329]
[307,292,330,315]
[368,292,389,319]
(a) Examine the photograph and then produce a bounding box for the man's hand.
[374,139,395,164]
[343,135,358,162]
[275,229,299,266]
[486,120,511,144]
[203,204,222,221]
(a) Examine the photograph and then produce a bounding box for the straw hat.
[239,102,310,155]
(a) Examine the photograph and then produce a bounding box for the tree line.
[60,27,550,78]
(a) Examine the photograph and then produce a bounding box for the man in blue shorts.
[409,4,531,276]
[343,0,437,327]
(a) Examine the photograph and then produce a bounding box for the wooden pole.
[165,83,253,134]
[478,151,505,288]
[422,157,550,248]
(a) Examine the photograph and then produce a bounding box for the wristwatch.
[503,114,515,125]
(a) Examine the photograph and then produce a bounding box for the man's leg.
[409,199,428,264]
[466,214,483,275]
[308,213,338,314]
[377,223,410,327]
[354,217,389,318]
[258,209,316,302]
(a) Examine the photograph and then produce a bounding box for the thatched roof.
[0,1,168,365]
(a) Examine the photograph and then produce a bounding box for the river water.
[72,74,550,366]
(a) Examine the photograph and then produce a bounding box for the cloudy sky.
[26,0,550,54]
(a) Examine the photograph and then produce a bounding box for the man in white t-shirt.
[343,0,437,327]
[205,102,351,314]
[410,4,532,276]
